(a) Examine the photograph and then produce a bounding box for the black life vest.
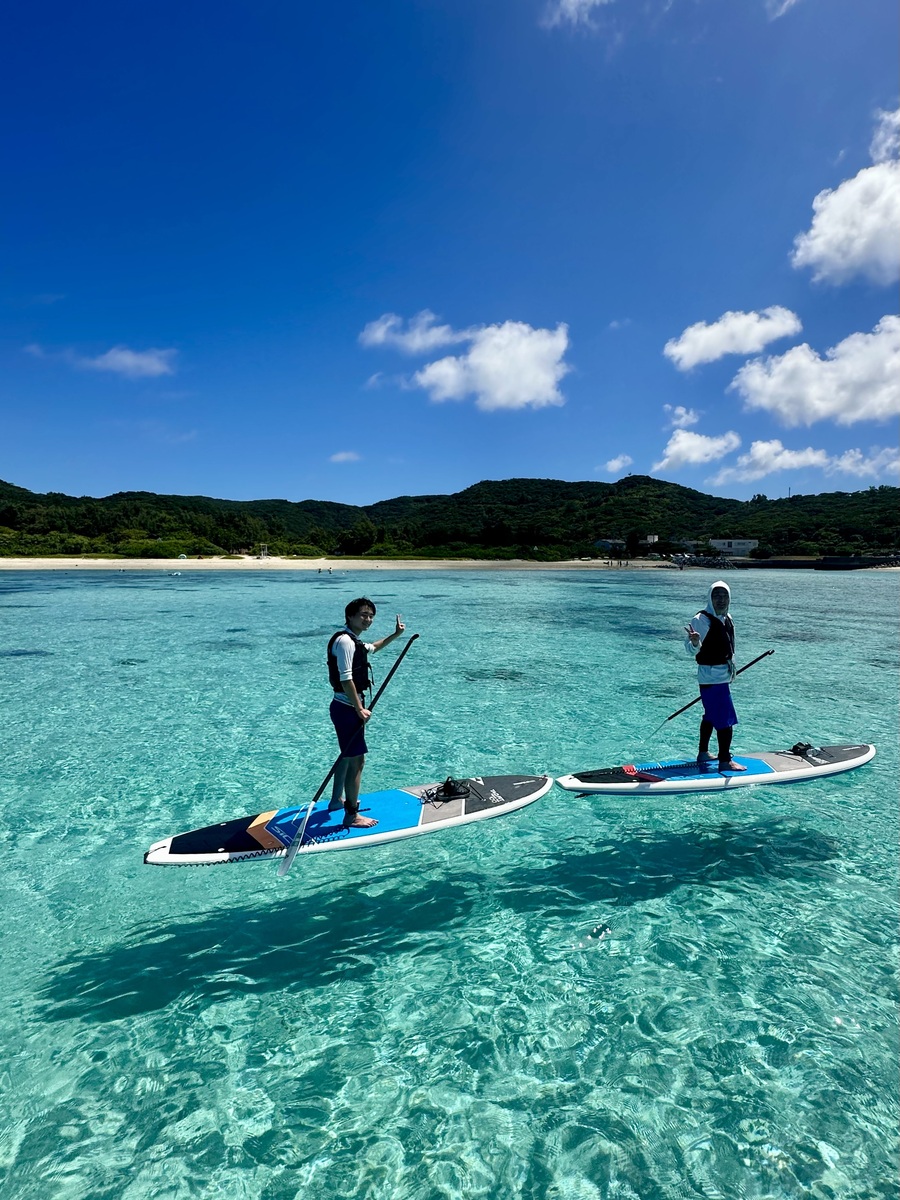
[327,629,372,694]
[695,612,735,666]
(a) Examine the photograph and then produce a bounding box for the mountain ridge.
[0,475,896,559]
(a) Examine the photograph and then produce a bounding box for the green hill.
[0,475,896,559]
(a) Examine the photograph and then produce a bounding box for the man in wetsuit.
[327,597,405,827]
[684,580,746,771]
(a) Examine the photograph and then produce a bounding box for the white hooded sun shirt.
[684,579,736,686]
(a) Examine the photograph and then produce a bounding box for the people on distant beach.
[683,580,746,771]
[327,597,405,827]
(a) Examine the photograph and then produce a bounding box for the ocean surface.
[1,566,897,1200]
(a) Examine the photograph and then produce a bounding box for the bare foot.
[343,813,378,828]
[720,760,747,772]
[697,751,715,763]
[327,798,345,812]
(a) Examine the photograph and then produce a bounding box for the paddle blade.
[276,844,296,877]
[276,799,315,876]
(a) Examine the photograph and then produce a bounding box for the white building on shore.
[710,538,758,556]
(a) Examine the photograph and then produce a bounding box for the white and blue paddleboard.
[556,743,875,795]
[144,774,552,866]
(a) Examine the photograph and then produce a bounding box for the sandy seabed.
[0,555,671,572]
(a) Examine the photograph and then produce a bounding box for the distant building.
[594,538,625,552]
[645,534,658,544]
[710,538,758,556]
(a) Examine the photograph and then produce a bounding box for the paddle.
[642,649,775,742]
[277,633,420,877]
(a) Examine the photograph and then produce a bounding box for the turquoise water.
[1,567,897,1200]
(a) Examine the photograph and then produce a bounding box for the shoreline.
[2,555,895,573]
[0,555,674,572]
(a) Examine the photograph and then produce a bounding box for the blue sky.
[2,0,897,507]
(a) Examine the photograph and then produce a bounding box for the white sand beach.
[0,555,673,572]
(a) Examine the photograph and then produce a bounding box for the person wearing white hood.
[683,580,746,771]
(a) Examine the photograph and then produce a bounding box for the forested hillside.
[0,475,896,559]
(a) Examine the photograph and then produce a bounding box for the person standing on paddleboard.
[684,581,746,772]
[327,598,405,827]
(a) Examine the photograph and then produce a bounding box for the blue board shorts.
[330,697,368,757]
[699,683,738,730]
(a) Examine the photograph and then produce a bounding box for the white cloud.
[80,346,177,378]
[329,451,361,463]
[729,315,900,427]
[543,0,613,27]
[413,321,571,412]
[604,454,633,473]
[359,310,468,355]
[664,307,802,370]
[361,309,572,412]
[711,438,900,484]
[26,342,177,378]
[710,440,828,483]
[870,107,900,165]
[137,420,197,445]
[791,162,900,285]
[663,404,700,429]
[766,0,802,18]
[791,106,900,286]
[545,0,804,32]
[652,429,741,473]
[828,446,900,478]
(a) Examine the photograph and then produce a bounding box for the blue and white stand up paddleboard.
[144,774,552,867]
[555,743,875,796]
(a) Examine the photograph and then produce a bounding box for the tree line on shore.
[0,475,896,560]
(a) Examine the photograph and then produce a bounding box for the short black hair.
[345,597,377,622]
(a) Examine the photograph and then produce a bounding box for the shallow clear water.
[1,567,897,1200]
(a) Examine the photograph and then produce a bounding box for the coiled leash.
[421,777,472,805]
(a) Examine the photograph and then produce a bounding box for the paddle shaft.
[277,633,420,876]
[644,649,775,741]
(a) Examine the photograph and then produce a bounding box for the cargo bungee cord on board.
[641,648,775,743]
[277,633,420,877]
